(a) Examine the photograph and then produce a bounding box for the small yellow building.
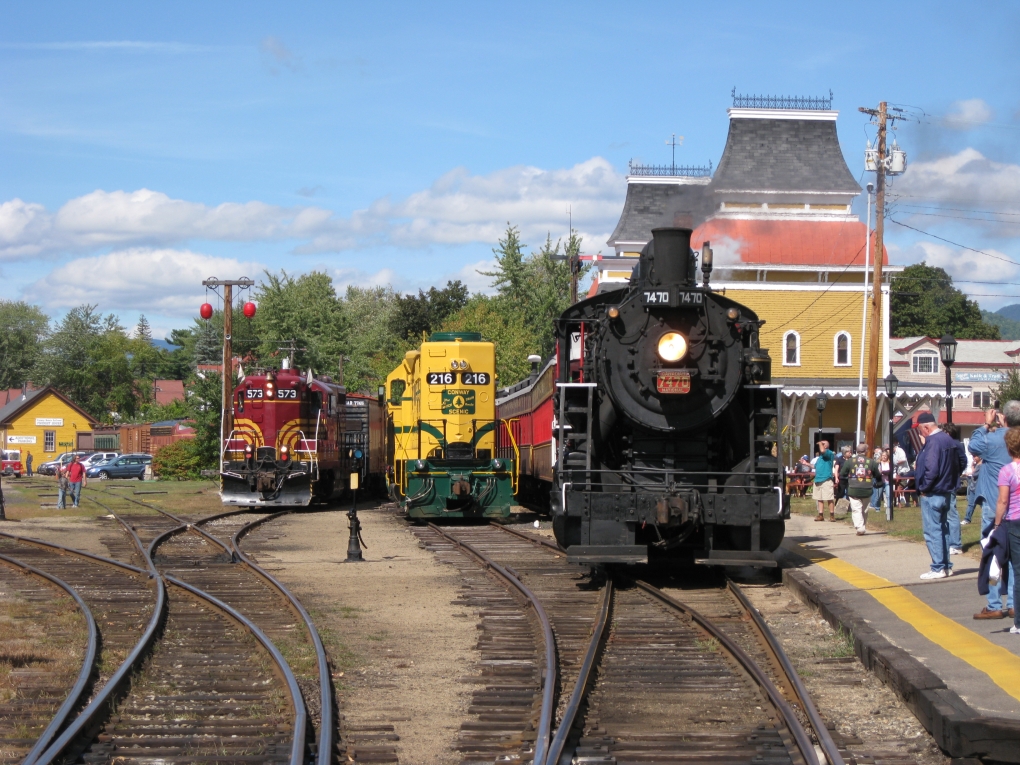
[0,387,98,462]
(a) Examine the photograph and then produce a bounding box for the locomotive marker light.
[657,332,688,362]
[607,306,620,319]
[701,241,713,288]
[345,449,367,563]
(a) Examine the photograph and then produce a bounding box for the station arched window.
[783,331,800,366]
[912,349,939,374]
[834,332,851,366]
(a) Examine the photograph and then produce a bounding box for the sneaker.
[960,520,971,526]
[920,569,951,580]
[856,530,866,536]
[950,547,963,555]
[1010,626,1020,635]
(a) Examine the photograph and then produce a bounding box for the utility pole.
[859,102,888,451]
[202,277,254,467]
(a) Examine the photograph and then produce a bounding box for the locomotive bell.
[641,228,694,288]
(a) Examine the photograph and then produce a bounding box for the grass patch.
[789,495,983,556]
[818,626,856,659]
[694,637,720,652]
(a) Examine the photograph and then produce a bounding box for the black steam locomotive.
[500,227,787,566]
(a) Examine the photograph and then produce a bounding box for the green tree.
[135,315,152,343]
[982,310,1020,341]
[33,305,138,420]
[390,280,469,343]
[341,285,403,393]
[993,368,1020,407]
[252,270,347,374]
[188,370,229,468]
[193,319,222,365]
[890,263,1000,339]
[440,295,538,385]
[479,225,530,306]
[0,300,49,390]
[152,439,203,480]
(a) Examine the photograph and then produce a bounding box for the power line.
[889,201,1020,218]
[889,218,1020,267]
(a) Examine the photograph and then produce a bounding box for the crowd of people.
[790,401,1020,635]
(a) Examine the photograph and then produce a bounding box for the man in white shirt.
[893,444,908,474]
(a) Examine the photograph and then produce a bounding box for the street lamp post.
[884,372,899,522]
[817,390,828,433]
[939,333,958,424]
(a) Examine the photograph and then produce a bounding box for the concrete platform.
[780,513,1020,762]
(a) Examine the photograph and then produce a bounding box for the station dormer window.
[783,331,800,366]
[834,332,851,366]
[912,349,939,374]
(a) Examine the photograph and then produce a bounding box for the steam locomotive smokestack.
[644,228,693,287]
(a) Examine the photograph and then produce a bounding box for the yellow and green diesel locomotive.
[385,331,516,519]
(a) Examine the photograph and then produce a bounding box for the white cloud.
[260,36,301,73]
[943,99,994,130]
[896,148,1020,236]
[0,157,625,261]
[896,241,1020,311]
[302,157,624,253]
[23,248,265,315]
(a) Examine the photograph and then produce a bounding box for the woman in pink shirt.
[993,428,1020,634]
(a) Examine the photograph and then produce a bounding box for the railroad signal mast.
[858,102,907,450]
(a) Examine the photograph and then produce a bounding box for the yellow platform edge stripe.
[808,553,1020,702]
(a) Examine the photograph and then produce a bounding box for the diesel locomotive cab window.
[427,372,455,386]
[389,379,406,404]
[461,372,490,385]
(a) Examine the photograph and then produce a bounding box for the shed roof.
[0,386,98,427]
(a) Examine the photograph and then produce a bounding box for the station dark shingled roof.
[607,183,710,246]
[711,117,861,194]
[0,388,48,425]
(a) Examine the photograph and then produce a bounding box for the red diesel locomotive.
[221,363,352,506]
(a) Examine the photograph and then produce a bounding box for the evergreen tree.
[135,315,152,343]
[193,319,222,365]
[890,263,1000,339]
[479,225,530,306]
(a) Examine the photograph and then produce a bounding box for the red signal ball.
[242,301,257,319]
[200,302,213,320]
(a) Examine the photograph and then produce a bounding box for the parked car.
[2,450,23,477]
[81,452,119,469]
[86,453,153,480]
[37,452,89,476]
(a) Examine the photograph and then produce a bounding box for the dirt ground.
[244,502,477,765]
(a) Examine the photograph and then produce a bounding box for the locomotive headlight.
[657,332,688,362]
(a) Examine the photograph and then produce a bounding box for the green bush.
[152,439,203,480]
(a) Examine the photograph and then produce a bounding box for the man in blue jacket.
[969,401,1020,617]
[914,412,966,579]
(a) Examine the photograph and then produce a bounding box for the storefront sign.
[8,435,37,444]
[35,417,64,427]
[954,372,1006,383]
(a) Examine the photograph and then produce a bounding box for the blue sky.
[2,1,1019,338]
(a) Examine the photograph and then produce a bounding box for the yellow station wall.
[2,393,95,458]
[724,288,883,380]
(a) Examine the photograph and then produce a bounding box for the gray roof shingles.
[608,183,710,246]
[712,118,861,194]
[0,388,47,425]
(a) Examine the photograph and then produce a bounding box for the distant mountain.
[153,338,178,351]
[996,304,1020,322]
[983,310,1020,341]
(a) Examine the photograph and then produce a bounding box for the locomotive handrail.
[500,419,520,494]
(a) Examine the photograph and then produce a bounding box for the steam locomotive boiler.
[498,227,788,566]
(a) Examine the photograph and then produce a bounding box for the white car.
[82,452,119,469]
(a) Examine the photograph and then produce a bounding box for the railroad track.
[413,522,875,765]
[0,483,337,765]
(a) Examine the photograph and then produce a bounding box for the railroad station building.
[0,386,98,459]
[596,93,956,466]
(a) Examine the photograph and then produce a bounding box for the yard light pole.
[884,372,898,522]
[817,390,828,433]
[939,333,958,424]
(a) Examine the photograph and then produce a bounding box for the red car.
[2,450,23,477]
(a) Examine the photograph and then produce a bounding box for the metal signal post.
[202,277,255,469]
